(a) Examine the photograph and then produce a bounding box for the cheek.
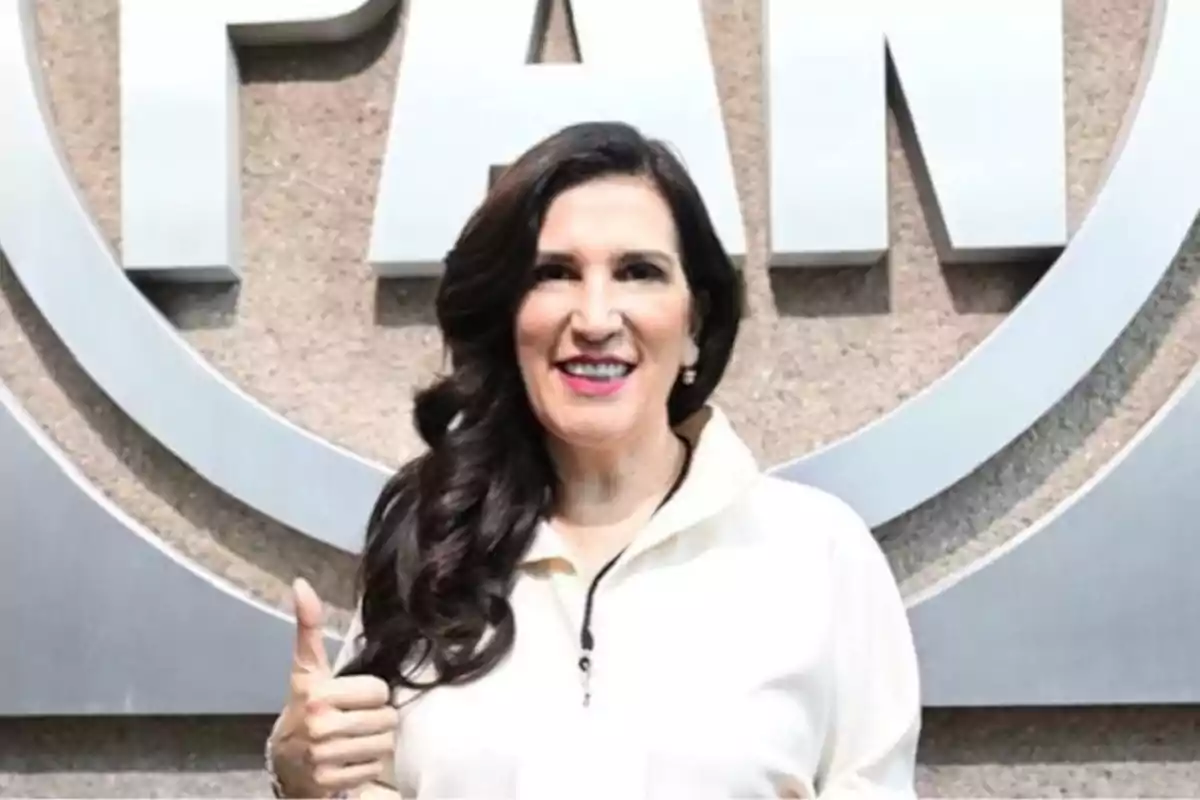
[513,298,560,376]
[627,297,691,364]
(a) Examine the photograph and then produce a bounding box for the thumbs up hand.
[291,575,333,678]
[269,579,399,798]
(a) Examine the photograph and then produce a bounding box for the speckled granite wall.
[1,0,1198,796]
[3,708,1199,798]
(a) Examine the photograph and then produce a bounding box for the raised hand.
[270,579,398,798]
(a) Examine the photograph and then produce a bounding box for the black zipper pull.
[578,559,615,707]
[578,647,593,707]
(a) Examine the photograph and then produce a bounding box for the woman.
[266,121,922,798]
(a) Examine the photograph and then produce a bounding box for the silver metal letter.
[368,0,745,276]
[118,0,398,282]
[766,0,1068,266]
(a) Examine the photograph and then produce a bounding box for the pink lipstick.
[555,356,634,398]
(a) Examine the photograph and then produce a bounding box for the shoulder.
[737,475,894,580]
[742,475,871,543]
[747,475,865,524]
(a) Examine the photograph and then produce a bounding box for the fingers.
[291,577,330,676]
[280,586,397,797]
[311,760,388,794]
[306,706,399,742]
[309,730,395,767]
[307,675,391,711]
[303,713,398,795]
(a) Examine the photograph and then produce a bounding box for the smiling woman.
[517,172,705,460]
[264,121,922,799]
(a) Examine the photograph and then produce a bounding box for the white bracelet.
[263,729,289,798]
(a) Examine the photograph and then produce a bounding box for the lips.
[555,357,635,380]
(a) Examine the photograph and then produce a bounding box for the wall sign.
[1,0,1198,715]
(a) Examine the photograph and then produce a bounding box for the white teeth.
[561,362,631,379]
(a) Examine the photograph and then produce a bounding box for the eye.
[617,259,668,282]
[530,261,575,283]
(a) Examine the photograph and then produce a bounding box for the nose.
[570,272,622,343]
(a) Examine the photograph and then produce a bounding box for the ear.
[683,295,704,368]
[682,333,700,369]
[688,292,708,338]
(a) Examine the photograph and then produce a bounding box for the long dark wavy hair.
[339,121,745,691]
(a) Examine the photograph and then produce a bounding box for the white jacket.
[334,406,922,798]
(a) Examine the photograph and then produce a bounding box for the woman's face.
[514,174,697,452]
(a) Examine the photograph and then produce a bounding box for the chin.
[542,405,643,449]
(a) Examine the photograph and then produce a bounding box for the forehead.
[537,175,678,256]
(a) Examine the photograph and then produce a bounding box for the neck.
[550,421,684,528]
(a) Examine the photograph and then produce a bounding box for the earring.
[681,366,697,385]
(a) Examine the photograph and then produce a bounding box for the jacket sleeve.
[813,498,923,798]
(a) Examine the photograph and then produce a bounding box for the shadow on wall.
[917,706,1200,797]
[879,216,1200,583]
[919,706,1200,765]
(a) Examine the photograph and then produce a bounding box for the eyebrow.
[534,249,676,263]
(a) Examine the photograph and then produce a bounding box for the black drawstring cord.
[577,432,694,707]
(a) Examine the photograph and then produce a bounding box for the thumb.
[291,577,330,676]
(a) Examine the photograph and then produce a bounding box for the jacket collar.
[520,405,760,569]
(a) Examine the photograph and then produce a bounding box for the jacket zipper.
[574,433,695,708]
[577,550,624,707]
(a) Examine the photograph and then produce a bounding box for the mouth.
[554,357,636,395]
